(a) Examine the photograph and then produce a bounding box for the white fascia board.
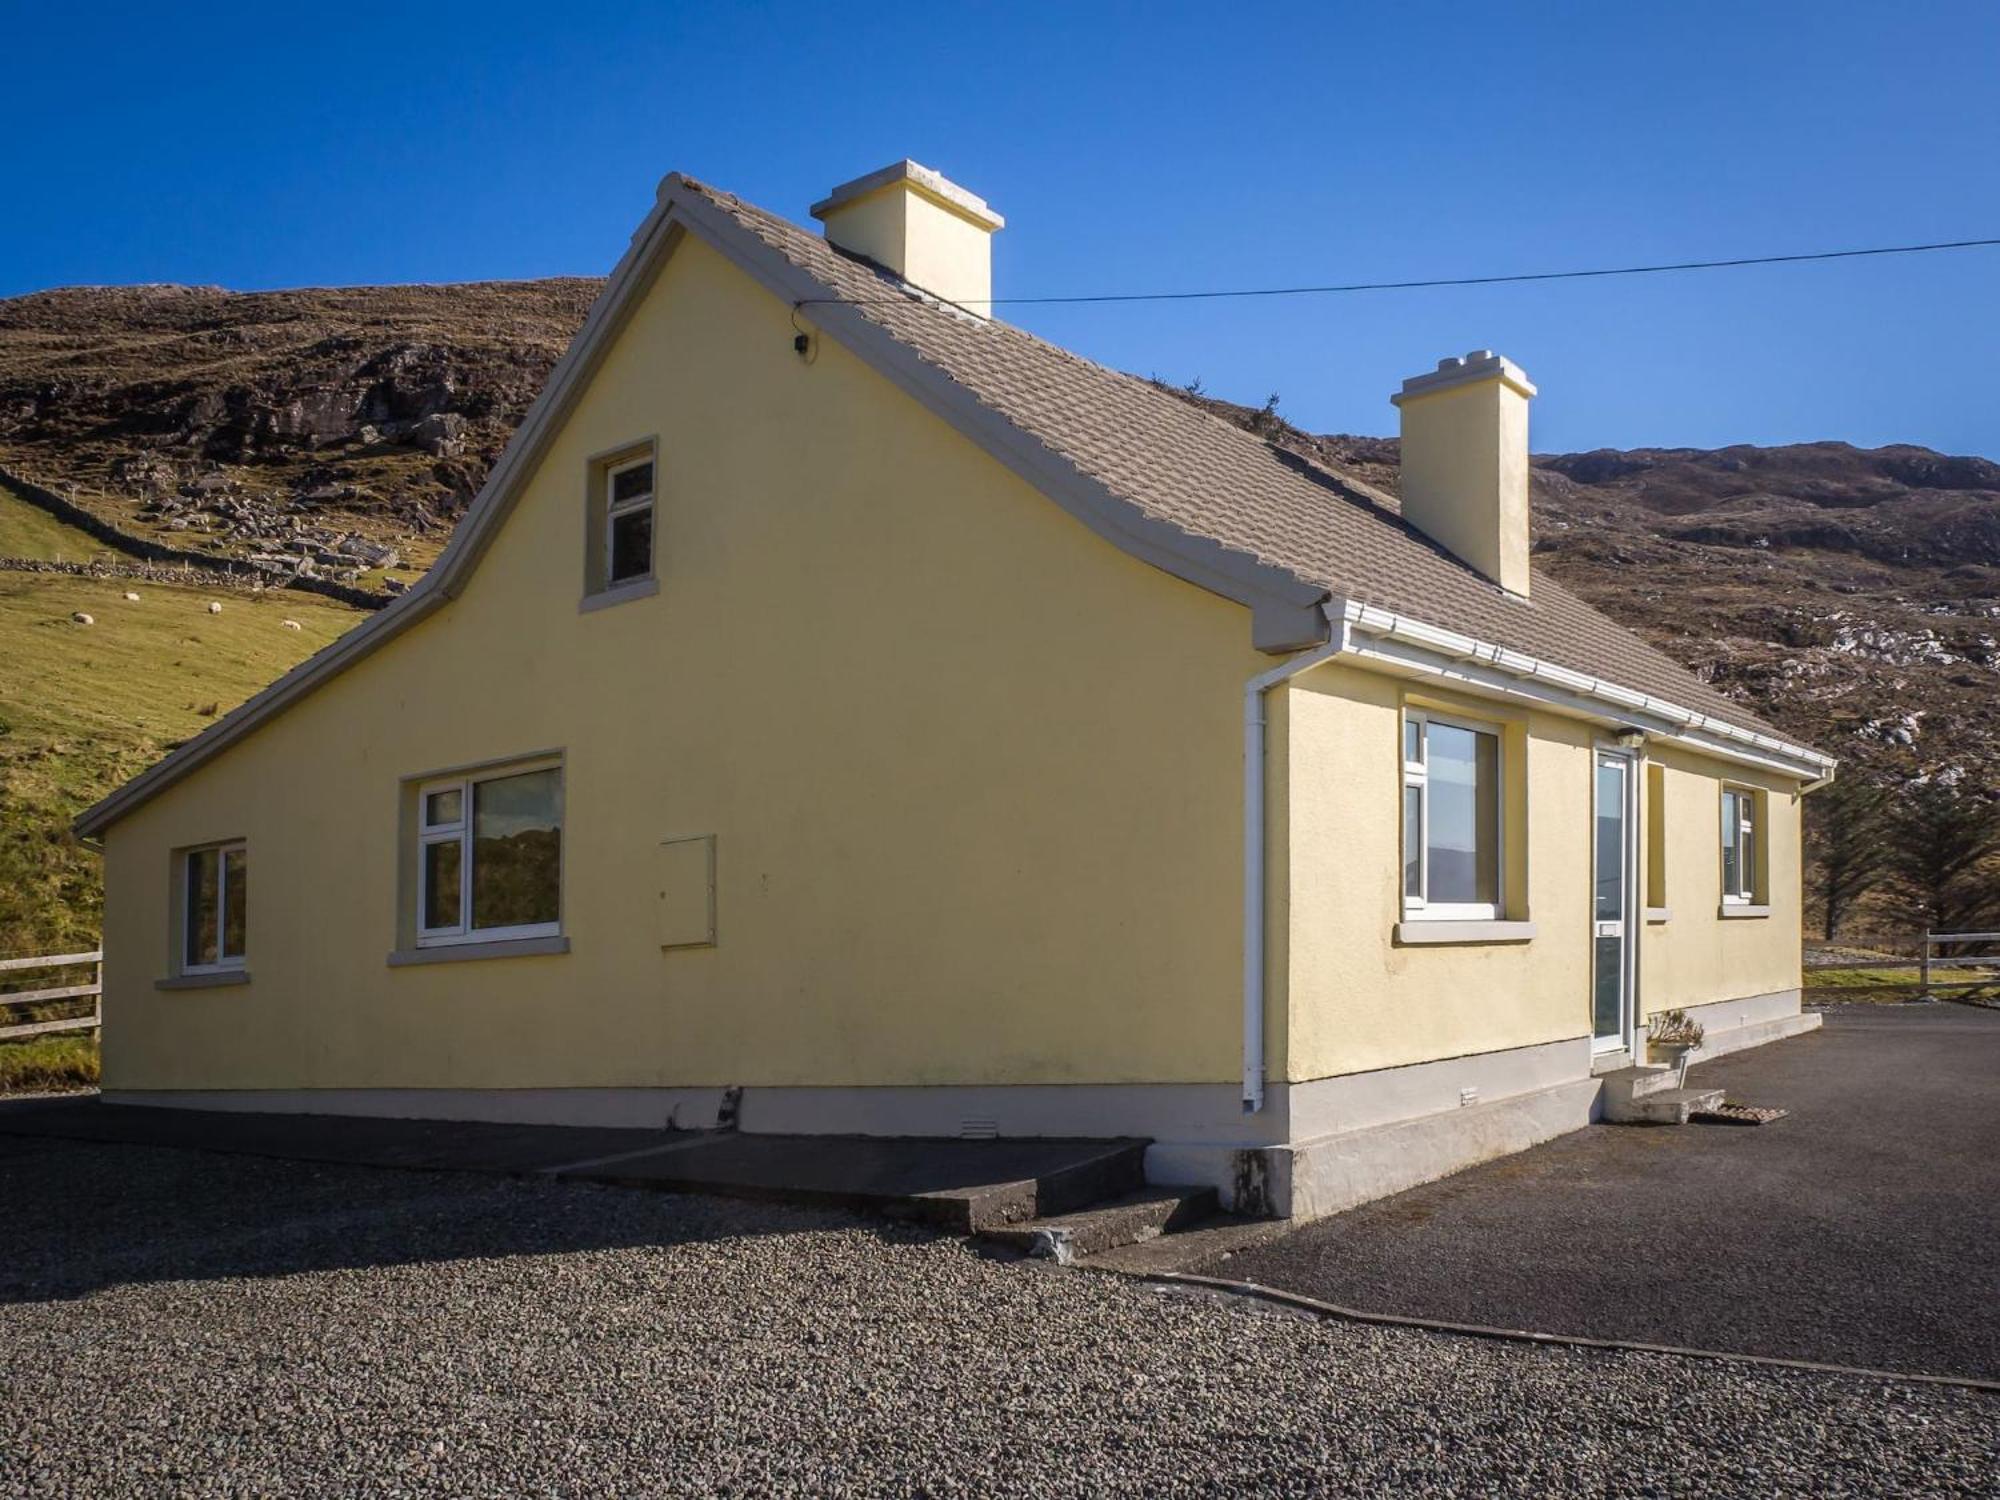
[73,196,688,838]
[72,587,448,838]
[74,176,1334,838]
[1337,601,1834,783]
[666,187,1330,651]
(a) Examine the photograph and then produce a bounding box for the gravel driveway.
[1,1133,1993,1496]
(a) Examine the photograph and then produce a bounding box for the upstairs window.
[417,761,564,946]
[1721,786,1759,903]
[1403,711,1503,920]
[183,842,247,973]
[606,457,655,585]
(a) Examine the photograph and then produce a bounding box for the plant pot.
[1647,1038,1698,1084]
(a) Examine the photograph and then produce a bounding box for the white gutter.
[1335,600,1835,783]
[1242,602,1349,1113]
[1237,593,1834,1114]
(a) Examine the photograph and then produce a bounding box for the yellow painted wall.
[101,230,1268,1093]
[1279,664,1589,1080]
[1277,664,1803,1082]
[1637,747,1803,1016]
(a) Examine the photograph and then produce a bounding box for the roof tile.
[691,179,1788,742]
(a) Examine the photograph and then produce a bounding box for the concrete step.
[977,1185,1220,1263]
[1611,1086,1726,1126]
[1083,1211,1291,1275]
[1601,1063,1681,1100]
[558,1134,1151,1233]
[1599,1064,1708,1122]
[891,1137,1152,1232]
[1007,1141,1154,1229]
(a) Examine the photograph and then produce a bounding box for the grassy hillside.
[0,551,360,959]
[0,482,115,563]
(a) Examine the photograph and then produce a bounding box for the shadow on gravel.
[0,1132,912,1306]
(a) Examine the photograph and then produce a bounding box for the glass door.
[1592,753,1634,1050]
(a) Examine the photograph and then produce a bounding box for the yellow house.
[76,161,1833,1219]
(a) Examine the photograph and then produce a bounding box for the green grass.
[0,483,111,563]
[1806,966,1926,988]
[0,1031,98,1092]
[0,571,362,957]
[1805,965,1998,1009]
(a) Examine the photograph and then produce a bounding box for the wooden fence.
[1804,931,1999,997]
[1918,931,2000,996]
[0,950,103,1040]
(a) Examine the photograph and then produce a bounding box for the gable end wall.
[100,232,1268,1094]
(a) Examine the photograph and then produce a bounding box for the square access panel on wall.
[657,835,716,948]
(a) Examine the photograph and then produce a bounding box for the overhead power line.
[800,235,2000,309]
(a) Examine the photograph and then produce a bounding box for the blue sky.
[6,2,1997,454]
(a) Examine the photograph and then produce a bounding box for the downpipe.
[1242,602,1348,1113]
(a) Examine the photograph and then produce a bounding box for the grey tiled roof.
[689,180,1786,741]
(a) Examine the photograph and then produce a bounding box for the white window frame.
[1402,709,1505,922]
[182,840,247,975]
[1721,785,1758,904]
[603,455,655,587]
[416,759,564,949]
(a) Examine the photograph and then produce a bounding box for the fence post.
[1920,930,1932,997]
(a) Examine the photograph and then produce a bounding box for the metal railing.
[0,950,103,1040]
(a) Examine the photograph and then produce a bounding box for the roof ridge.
[71,167,1822,838]
[710,181,1404,503]
[689,177,1804,749]
[702,181,1548,597]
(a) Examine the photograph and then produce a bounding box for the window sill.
[155,970,250,991]
[1719,903,1771,919]
[1394,920,1537,946]
[579,576,659,614]
[1645,907,1673,924]
[388,935,570,967]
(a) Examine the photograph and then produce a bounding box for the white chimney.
[1389,351,1538,598]
[811,160,1004,317]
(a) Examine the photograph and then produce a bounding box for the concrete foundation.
[1668,988,1820,1061]
[104,987,1819,1221]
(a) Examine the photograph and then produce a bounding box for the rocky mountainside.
[0,281,599,593]
[1177,393,2000,799]
[4,280,1995,804]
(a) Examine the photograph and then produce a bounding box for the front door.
[1592,751,1635,1051]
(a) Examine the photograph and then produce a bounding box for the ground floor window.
[183,842,247,972]
[1402,710,1503,920]
[416,761,563,945]
[1721,785,1759,903]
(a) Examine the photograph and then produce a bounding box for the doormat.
[1691,1102,1789,1126]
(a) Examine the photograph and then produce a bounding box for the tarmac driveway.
[1202,1004,2000,1381]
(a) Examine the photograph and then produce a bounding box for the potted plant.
[1646,1009,1705,1085]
